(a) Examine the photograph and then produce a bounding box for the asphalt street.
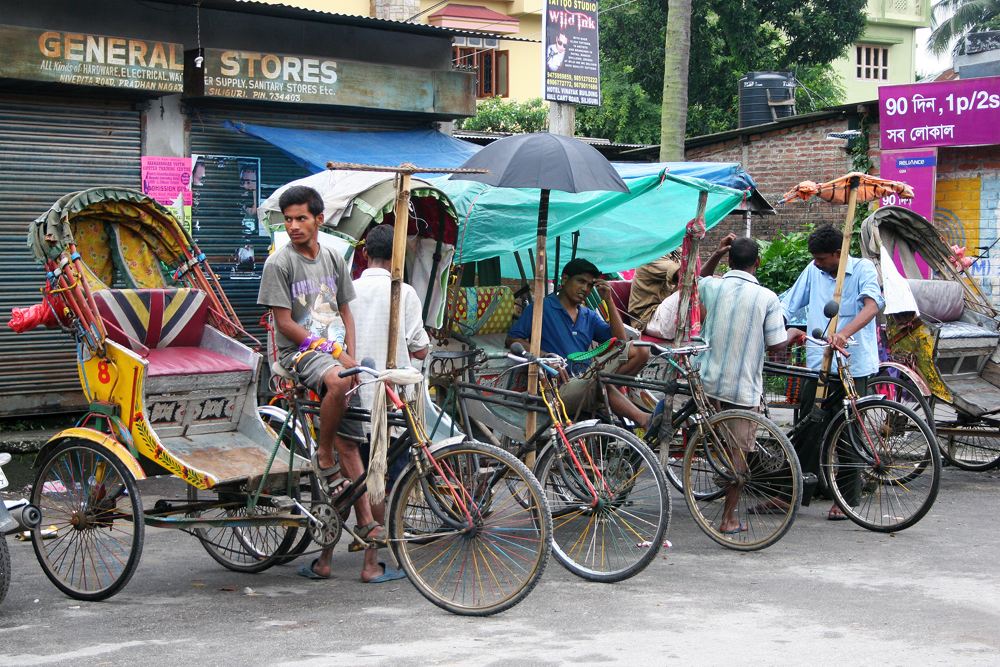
[1,467,999,667]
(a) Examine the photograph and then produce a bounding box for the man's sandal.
[349,521,388,552]
[311,453,352,501]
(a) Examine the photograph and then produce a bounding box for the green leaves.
[457,97,548,134]
[756,227,813,294]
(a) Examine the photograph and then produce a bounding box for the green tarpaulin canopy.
[431,171,745,277]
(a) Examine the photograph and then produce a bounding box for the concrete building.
[834,0,931,104]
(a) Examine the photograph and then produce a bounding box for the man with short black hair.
[696,236,804,533]
[258,185,401,582]
[505,257,650,426]
[781,224,884,520]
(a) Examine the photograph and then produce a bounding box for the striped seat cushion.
[94,288,208,351]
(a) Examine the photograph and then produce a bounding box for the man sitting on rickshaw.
[258,185,395,583]
[505,258,651,426]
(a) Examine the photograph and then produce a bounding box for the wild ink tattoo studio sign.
[542,0,601,106]
[0,25,184,93]
[880,76,1000,149]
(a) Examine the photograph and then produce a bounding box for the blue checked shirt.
[698,271,787,407]
[780,256,884,378]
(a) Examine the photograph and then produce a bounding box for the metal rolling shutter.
[0,96,140,417]
[187,106,414,345]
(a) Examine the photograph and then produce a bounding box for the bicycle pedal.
[271,495,296,510]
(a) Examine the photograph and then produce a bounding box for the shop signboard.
[0,24,183,93]
[880,76,1000,149]
[185,48,475,117]
[542,0,601,106]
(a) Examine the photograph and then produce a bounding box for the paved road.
[1,468,999,667]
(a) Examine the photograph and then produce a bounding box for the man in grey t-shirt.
[258,185,403,584]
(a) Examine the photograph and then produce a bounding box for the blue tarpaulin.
[221,122,482,171]
[612,162,757,192]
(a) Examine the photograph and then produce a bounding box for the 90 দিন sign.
[879,76,1000,149]
[0,25,183,93]
[186,48,475,116]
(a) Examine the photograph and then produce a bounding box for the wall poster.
[542,0,601,106]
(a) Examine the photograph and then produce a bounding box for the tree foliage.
[457,97,548,134]
[929,0,1000,56]
[756,227,814,295]
[579,0,866,141]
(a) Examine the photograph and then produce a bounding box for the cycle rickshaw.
[11,186,552,615]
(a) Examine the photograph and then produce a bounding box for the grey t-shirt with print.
[257,243,357,361]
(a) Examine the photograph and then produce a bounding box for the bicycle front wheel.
[388,441,551,616]
[684,410,801,551]
[822,398,940,532]
[536,424,670,582]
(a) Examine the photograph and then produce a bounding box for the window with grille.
[453,47,509,98]
[856,45,890,81]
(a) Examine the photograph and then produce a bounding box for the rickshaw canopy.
[432,170,746,277]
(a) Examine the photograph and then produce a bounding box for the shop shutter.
[0,96,140,417]
[187,105,415,346]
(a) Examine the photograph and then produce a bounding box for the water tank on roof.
[738,72,797,128]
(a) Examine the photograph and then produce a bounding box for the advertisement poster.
[880,148,938,279]
[542,0,601,106]
[879,76,1000,150]
[141,156,192,234]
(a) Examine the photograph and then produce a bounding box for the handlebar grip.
[338,366,362,378]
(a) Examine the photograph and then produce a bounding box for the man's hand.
[714,233,736,256]
[786,328,806,345]
[594,279,612,302]
[827,331,852,357]
[337,350,361,386]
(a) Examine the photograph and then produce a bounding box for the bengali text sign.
[880,76,1000,149]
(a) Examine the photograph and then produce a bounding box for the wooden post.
[387,171,412,370]
[673,191,709,342]
[524,188,551,467]
[818,176,861,378]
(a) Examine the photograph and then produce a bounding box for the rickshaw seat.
[607,281,632,320]
[93,288,252,378]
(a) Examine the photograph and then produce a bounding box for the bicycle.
[600,340,803,551]
[242,357,553,616]
[430,342,670,583]
[764,331,941,532]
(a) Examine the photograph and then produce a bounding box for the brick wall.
[684,116,880,262]
[935,146,1000,300]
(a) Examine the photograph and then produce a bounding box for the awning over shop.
[221,122,482,171]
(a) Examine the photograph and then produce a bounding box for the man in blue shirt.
[506,258,650,426]
[780,224,884,520]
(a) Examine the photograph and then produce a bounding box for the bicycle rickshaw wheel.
[388,441,551,616]
[0,535,9,608]
[31,439,144,601]
[186,484,300,573]
[259,405,316,563]
[931,399,1000,471]
[683,410,801,551]
[535,424,670,582]
[822,398,940,532]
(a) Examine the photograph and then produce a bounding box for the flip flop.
[366,562,407,583]
[297,558,330,580]
[720,521,748,534]
[646,398,666,443]
[349,521,388,552]
[828,505,849,521]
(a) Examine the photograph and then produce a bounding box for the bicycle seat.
[271,360,297,381]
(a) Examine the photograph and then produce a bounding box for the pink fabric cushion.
[640,333,669,344]
[145,347,251,377]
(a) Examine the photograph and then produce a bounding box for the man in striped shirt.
[698,236,803,533]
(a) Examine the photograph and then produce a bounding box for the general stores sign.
[186,48,475,116]
[0,24,184,93]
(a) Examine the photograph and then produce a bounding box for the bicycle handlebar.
[632,339,710,357]
[338,356,378,378]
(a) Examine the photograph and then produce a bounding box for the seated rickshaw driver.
[257,185,392,584]
[505,258,651,427]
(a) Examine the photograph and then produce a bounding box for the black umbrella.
[450,132,630,447]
